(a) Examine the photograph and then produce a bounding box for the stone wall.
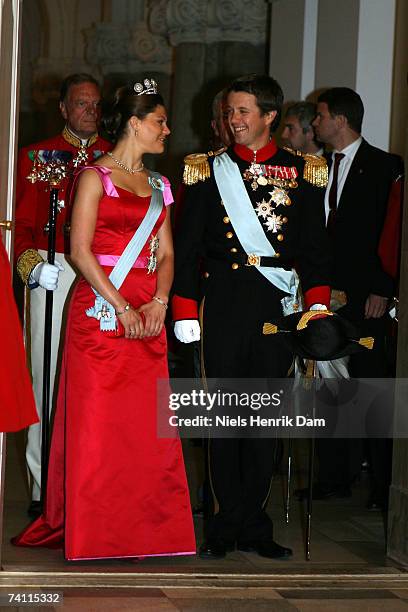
[19,0,268,181]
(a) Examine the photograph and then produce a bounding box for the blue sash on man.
[213,153,299,314]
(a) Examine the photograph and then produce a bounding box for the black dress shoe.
[238,540,293,559]
[27,500,42,519]
[199,540,234,559]
[295,484,351,501]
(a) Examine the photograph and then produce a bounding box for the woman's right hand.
[117,305,145,339]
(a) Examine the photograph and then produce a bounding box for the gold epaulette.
[283,146,328,188]
[183,147,227,185]
[16,249,44,286]
[302,153,328,188]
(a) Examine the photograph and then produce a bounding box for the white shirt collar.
[334,136,362,160]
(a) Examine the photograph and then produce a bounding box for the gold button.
[231,263,239,270]
[282,217,288,223]
[223,216,230,224]
[277,234,284,241]
[230,247,238,253]
[203,271,210,278]
[226,231,234,239]
[274,252,280,258]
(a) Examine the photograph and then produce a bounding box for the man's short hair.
[285,101,316,133]
[317,87,364,133]
[227,74,283,132]
[211,89,226,121]
[59,73,100,103]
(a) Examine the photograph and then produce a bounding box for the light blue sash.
[86,171,164,331]
[213,153,299,313]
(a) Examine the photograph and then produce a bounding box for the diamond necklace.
[107,151,144,174]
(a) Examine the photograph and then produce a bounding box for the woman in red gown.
[0,236,38,432]
[13,80,196,560]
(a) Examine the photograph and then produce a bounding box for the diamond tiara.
[134,78,158,96]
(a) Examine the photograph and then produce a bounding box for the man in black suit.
[307,87,402,509]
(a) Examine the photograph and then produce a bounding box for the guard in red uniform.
[14,73,111,514]
[0,236,38,432]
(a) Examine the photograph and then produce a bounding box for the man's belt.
[207,251,293,271]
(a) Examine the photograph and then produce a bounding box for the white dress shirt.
[324,136,362,223]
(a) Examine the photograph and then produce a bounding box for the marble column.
[163,0,268,179]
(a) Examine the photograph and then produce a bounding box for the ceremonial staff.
[27,152,70,505]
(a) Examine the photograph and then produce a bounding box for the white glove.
[309,303,328,311]
[29,260,64,291]
[174,320,201,343]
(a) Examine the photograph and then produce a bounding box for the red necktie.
[327,152,345,232]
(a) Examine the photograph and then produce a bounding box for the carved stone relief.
[84,20,173,76]
[164,0,268,46]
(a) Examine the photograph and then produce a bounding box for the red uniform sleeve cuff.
[304,286,330,310]
[171,295,198,321]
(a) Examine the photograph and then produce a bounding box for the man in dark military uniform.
[172,74,331,559]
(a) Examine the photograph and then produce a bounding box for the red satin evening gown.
[0,237,38,432]
[13,167,196,560]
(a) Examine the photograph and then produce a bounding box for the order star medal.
[255,199,273,219]
[269,187,291,207]
[72,146,88,167]
[265,212,283,233]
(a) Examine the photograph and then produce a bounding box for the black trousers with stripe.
[201,269,293,544]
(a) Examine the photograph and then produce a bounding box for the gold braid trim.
[62,125,98,148]
[296,309,333,330]
[17,249,44,286]
[302,153,328,188]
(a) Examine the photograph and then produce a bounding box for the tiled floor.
[1,432,407,610]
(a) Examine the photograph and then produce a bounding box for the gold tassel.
[305,359,315,379]
[263,322,278,335]
[303,154,329,188]
[300,359,316,390]
[183,153,210,185]
[296,309,333,331]
[357,337,374,350]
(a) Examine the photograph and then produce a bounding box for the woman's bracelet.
[152,296,168,310]
[116,303,131,316]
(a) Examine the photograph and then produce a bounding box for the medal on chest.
[72,145,89,167]
[243,162,298,191]
[255,189,291,233]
